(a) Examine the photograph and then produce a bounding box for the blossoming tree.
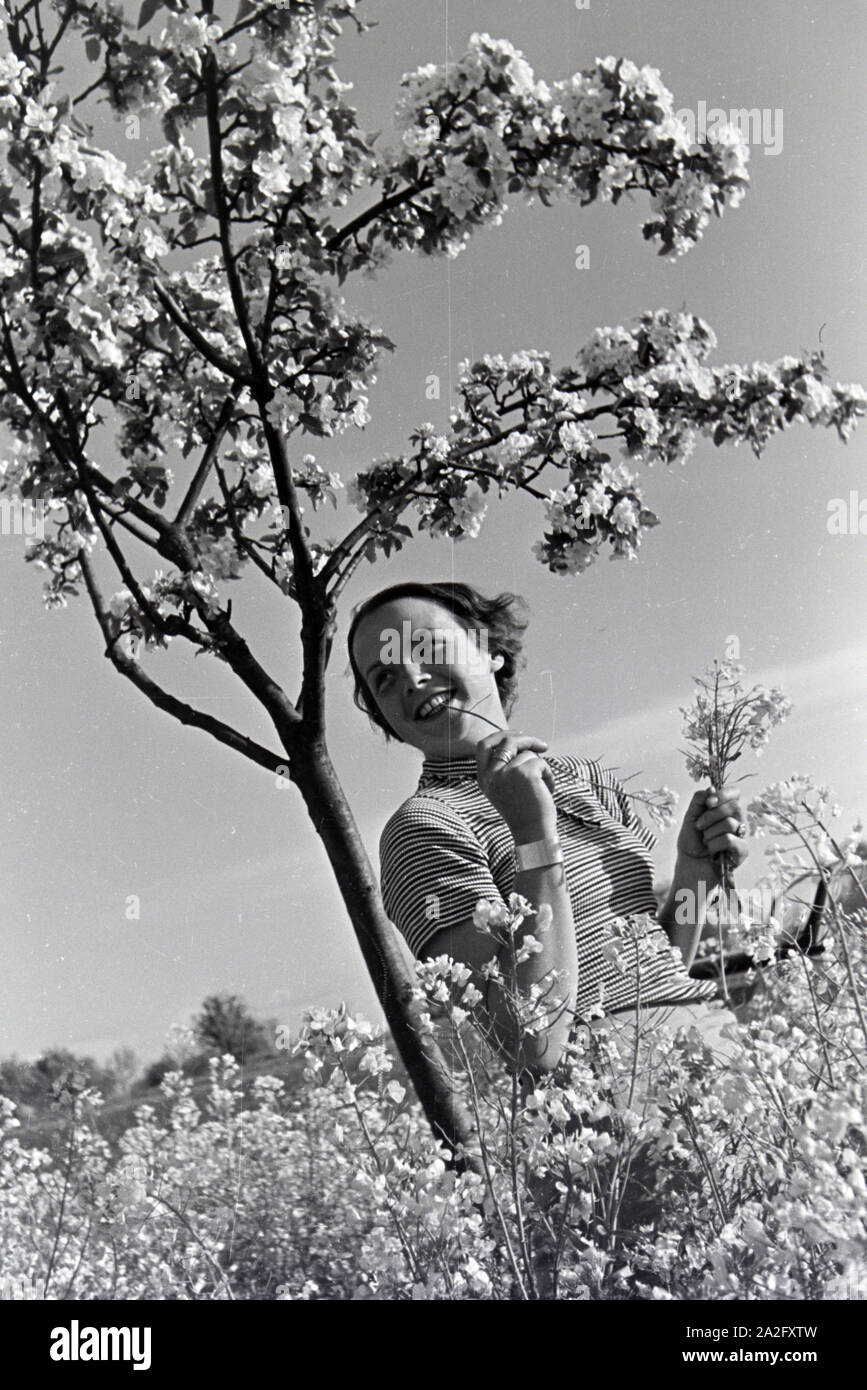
[1,0,863,1155]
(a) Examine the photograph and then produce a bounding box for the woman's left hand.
[677,785,749,874]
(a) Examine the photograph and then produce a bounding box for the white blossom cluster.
[377,39,750,264]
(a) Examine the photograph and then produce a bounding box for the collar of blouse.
[419,754,479,781]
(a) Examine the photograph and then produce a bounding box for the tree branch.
[216,7,264,47]
[254,409,330,732]
[321,475,422,594]
[152,282,256,386]
[32,0,46,57]
[174,384,245,528]
[71,72,106,109]
[0,321,180,555]
[327,177,434,252]
[213,457,285,589]
[56,387,209,651]
[328,535,374,605]
[202,47,264,381]
[257,203,292,355]
[5,350,303,737]
[45,0,75,62]
[100,505,163,548]
[80,461,175,542]
[29,159,42,293]
[320,428,553,596]
[78,551,287,777]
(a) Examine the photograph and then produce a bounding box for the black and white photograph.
[0,0,864,1340]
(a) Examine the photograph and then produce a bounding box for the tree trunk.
[286,738,480,1164]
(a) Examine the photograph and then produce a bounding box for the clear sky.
[1,0,865,1066]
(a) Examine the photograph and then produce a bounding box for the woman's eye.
[375,671,393,690]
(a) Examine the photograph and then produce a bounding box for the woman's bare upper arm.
[419,914,500,974]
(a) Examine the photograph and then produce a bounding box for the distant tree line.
[0,994,275,1119]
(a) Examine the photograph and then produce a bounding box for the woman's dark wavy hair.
[347,581,529,743]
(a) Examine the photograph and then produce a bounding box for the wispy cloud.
[557,643,867,766]
[752,643,867,712]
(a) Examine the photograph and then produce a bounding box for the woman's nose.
[401,662,430,695]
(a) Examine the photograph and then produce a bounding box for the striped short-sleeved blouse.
[380,752,717,1019]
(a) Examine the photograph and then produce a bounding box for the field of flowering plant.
[1,771,865,1302]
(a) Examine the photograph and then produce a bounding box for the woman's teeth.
[416,693,452,721]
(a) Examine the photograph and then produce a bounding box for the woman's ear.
[490,651,505,673]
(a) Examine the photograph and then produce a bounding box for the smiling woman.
[348,580,749,1078]
[348,581,526,747]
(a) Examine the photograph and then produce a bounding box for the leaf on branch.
[234,0,259,21]
[0,185,20,219]
[84,38,101,63]
[67,113,93,140]
[163,116,181,150]
[298,414,329,438]
[138,0,166,30]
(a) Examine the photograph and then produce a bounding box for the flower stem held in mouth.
[441,702,505,734]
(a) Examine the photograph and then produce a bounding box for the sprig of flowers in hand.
[679,658,792,996]
[680,658,792,787]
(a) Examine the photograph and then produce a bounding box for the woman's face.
[351,596,507,757]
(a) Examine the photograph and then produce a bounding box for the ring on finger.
[736,821,747,838]
[493,748,517,766]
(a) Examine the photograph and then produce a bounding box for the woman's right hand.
[475,731,557,843]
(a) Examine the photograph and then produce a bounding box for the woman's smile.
[414,692,453,721]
